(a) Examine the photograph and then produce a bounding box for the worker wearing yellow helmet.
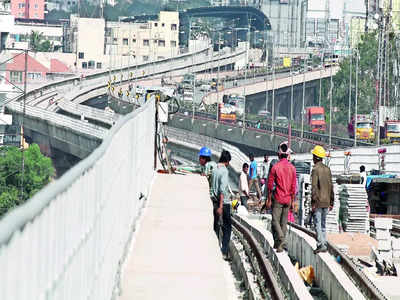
[310,145,334,254]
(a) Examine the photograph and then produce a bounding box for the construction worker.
[267,142,297,252]
[239,163,250,209]
[311,145,334,254]
[198,147,217,195]
[211,150,232,260]
[248,153,262,201]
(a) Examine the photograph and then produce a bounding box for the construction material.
[339,184,369,233]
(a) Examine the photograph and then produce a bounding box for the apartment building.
[8,18,64,50]
[106,11,180,63]
[10,0,45,20]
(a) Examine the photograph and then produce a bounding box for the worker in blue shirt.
[248,153,262,202]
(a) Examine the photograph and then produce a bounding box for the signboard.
[0,125,20,147]
[283,57,292,67]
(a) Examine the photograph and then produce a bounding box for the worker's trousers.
[212,202,231,255]
[272,200,289,245]
[313,207,328,248]
[249,178,262,199]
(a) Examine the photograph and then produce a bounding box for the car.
[276,116,289,127]
[258,110,272,119]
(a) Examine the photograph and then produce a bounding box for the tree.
[0,144,55,218]
[29,30,53,52]
[320,30,398,129]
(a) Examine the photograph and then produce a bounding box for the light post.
[354,49,359,147]
[348,49,352,124]
[290,65,294,123]
[264,34,269,116]
[319,50,323,106]
[217,31,222,124]
[271,44,275,134]
[301,56,306,139]
[329,51,333,148]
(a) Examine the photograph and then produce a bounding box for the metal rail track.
[288,222,387,300]
[231,217,285,300]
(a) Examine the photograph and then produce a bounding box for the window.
[132,39,136,43]
[170,40,176,47]
[78,52,84,59]
[96,62,102,69]
[34,4,38,8]
[113,38,117,42]
[88,61,95,69]
[158,40,165,47]
[10,71,23,83]
[123,38,128,45]
[28,72,42,80]
[162,23,165,27]
[171,24,177,31]
[154,22,158,27]
[34,13,38,17]
[82,62,87,69]
[143,55,149,61]
[143,39,149,46]
[18,3,25,8]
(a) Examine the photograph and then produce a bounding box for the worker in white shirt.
[239,163,250,209]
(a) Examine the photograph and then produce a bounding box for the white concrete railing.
[0,99,156,300]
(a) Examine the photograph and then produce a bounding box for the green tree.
[0,144,55,218]
[29,30,53,52]
[320,30,397,132]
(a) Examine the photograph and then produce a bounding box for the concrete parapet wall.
[251,215,366,300]
[168,114,316,154]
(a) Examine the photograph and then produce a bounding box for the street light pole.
[290,66,294,123]
[348,49,352,124]
[217,32,221,125]
[243,28,249,130]
[301,57,306,139]
[271,44,275,134]
[329,55,333,148]
[354,49,358,147]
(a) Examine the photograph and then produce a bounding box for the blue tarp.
[366,174,397,189]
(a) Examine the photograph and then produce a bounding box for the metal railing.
[0,99,156,300]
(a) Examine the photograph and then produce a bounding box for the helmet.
[278,141,291,155]
[232,199,239,210]
[311,145,326,158]
[199,146,212,157]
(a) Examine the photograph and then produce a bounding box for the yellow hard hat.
[232,199,239,209]
[311,145,326,158]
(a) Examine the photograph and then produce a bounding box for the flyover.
[5,46,246,167]
[181,6,272,31]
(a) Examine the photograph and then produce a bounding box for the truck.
[348,114,375,142]
[384,120,400,143]
[305,107,326,132]
[218,103,236,123]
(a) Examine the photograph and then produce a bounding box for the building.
[8,18,64,51]
[64,11,180,71]
[5,52,72,84]
[10,0,45,20]
[68,15,105,70]
[305,0,366,50]
[106,11,180,63]
[0,12,14,52]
